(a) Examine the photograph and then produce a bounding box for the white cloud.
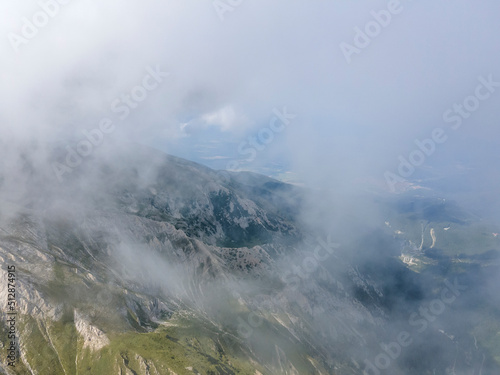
[0,0,498,193]
[200,106,251,132]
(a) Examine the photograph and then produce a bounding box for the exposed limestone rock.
[74,309,110,351]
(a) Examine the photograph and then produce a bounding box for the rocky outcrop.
[74,310,110,351]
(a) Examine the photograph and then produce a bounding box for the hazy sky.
[1,0,499,193]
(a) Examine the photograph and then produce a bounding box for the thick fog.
[1,1,499,214]
[1,1,500,374]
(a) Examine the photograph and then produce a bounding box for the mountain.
[0,145,498,374]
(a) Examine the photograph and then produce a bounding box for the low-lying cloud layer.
[1,1,500,373]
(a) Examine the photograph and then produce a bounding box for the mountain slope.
[0,145,498,374]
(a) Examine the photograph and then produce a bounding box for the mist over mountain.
[1,1,500,374]
[0,142,497,374]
